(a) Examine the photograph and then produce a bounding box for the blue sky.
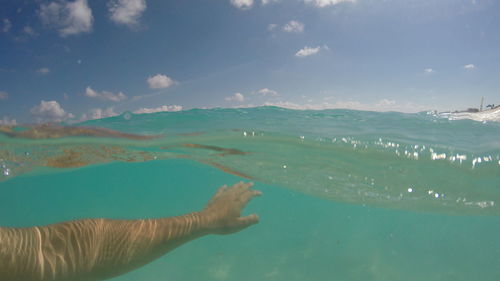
[1,0,499,124]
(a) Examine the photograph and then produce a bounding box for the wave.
[438,107,500,122]
[1,107,499,215]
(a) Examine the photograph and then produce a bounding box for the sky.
[1,0,499,124]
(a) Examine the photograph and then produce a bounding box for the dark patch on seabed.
[0,124,161,140]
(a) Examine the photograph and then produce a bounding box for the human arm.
[0,182,261,281]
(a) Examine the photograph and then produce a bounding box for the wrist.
[196,210,217,235]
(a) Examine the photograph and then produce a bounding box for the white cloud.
[79,107,118,121]
[263,101,305,110]
[39,0,93,37]
[268,23,278,31]
[283,20,304,33]
[262,0,279,4]
[85,86,127,102]
[30,100,75,123]
[463,64,475,70]
[23,26,37,37]
[304,0,355,8]
[108,0,147,28]
[147,74,175,89]
[89,107,118,119]
[133,105,183,114]
[256,88,279,96]
[225,93,245,102]
[424,68,435,73]
[263,98,427,113]
[230,0,254,10]
[2,19,12,33]
[295,46,321,57]
[0,91,8,100]
[77,107,118,122]
[375,99,396,107]
[0,116,17,126]
[227,103,258,109]
[37,67,50,75]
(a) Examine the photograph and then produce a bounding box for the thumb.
[236,214,260,228]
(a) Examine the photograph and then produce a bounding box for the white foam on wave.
[440,107,500,122]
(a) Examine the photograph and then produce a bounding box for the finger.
[237,181,253,193]
[214,184,228,198]
[241,189,262,204]
[228,182,242,193]
[237,214,259,228]
[208,185,227,204]
[229,181,251,196]
[234,181,245,190]
[236,189,261,211]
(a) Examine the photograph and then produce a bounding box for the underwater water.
[1,106,499,280]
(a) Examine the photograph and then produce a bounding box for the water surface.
[0,107,499,280]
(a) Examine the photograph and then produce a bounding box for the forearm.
[0,219,109,281]
[59,213,213,280]
[0,214,212,281]
[98,212,212,266]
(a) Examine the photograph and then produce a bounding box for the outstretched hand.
[201,182,261,235]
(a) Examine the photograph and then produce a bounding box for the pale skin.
[0,182,261,281]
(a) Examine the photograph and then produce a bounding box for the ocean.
[1,106,499,281]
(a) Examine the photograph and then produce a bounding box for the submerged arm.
[0,182,261,281]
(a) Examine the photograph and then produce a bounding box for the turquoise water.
[1,107,499,280]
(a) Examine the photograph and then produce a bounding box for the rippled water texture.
[1,107,499,215]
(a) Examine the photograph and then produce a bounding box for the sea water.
[0,107,499,280]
